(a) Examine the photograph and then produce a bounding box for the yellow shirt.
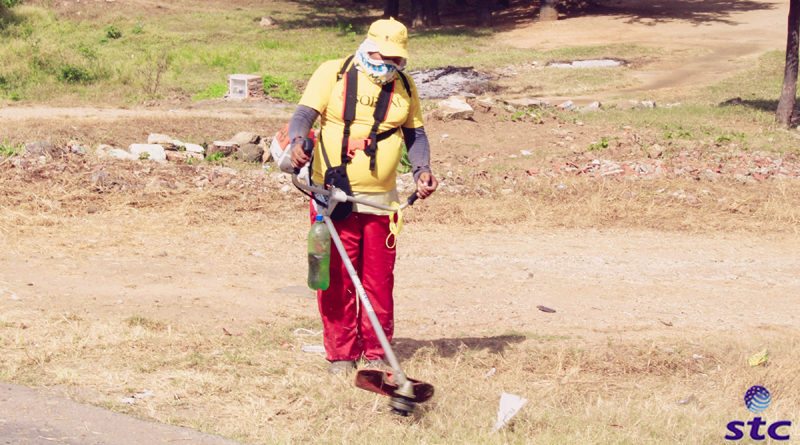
[299,58,424,193]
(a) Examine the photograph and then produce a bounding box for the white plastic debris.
[484,367,496,378]
[132,390,154,399]
[121,397,136,405]
[293,328,322,337]
[493,392,528,432]
[301,345,325,354]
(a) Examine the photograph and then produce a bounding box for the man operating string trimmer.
[288,18,438,377]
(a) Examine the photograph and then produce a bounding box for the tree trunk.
[539,0,558,21]
[383,0,400,19]
[777,0,800,126]
[424,0,441,26]
[410,0,440,27]
[411,0,424,28]
[476,0,492,27]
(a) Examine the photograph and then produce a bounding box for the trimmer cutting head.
[354,369,434,416]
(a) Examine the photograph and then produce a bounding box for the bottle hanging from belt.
[307,215,331,290]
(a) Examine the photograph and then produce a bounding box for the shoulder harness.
[319,55,411,172]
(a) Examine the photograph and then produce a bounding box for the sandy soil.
[499,0,788,102]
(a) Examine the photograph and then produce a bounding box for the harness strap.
[366,80,395,170]
[333,56,412,170]
[341,64,359,165]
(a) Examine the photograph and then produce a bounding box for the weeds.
[193,82,227,101]
[0,140,23,156]
[396,143,412,174]
[138,49,172,98]
[104,25,121,39]
[262,73,300,102]
[205,152,225,163]
[59,64,92,83]
[587,137,609,151]
[1,0,23,8]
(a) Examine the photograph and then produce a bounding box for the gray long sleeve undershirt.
[288,104,432,182]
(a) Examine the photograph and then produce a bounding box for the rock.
[556,100,575,111]
[93,144,116,158]
[183,143,205,154]
[147,133,179,150]
[235,143,264,163]
[436,96,474,121]
[206,141,238,158]
[67,141,86,155]
[232,132,261,146]
[260,139,272,163]
[129,144,167,161]
[648,144,665,158]
[579,101,602,113]
[165,151,203,162]
[472,97,494,113]
[259,16,277,27]
[505,98,550,109]
[636,100,656,109]
[109,148,138,160]
[25,141,60,157]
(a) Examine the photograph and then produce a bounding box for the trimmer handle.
[292,137,316,175]
[406,192,419,206]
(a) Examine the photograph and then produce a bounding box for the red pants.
[310,206,396,361]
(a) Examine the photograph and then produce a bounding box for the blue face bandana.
[354,39,406,85]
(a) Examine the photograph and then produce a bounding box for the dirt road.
[502,0,788,96]
[3,222,799,341]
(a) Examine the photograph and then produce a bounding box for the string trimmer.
[292,139,434,416]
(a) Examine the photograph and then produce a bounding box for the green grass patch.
[0,140,23,156]
[262,73,300,102]
[193,82,227,101]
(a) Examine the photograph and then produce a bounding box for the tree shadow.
[277,0,377,30]
[719,97,778,112]
[583,0,779,26]
[277,0,780,35]
[717,97,800,126]
[391,334,527,359]
[0,6,26,30]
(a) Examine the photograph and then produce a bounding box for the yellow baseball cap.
[367,17,409,59]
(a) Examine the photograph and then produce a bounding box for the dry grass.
[0,305,797,444]
[2,154,800,235]
[2,155,799,443]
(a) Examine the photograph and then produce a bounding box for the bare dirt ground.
[1,0,799,442]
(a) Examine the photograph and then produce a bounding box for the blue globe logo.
[744,385,771,413]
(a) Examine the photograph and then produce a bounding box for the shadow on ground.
[280,0,778,32]
[392,334,526,359]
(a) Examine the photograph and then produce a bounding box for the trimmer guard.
[354,369,434,403]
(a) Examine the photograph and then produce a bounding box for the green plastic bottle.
[307,215,330,290]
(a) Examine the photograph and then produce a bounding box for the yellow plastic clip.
[386,201,403,249]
